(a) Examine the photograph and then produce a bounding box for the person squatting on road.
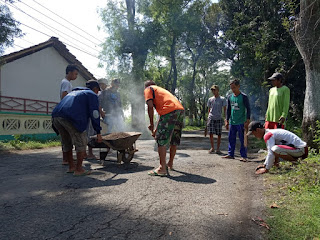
[207,85,227,154]
[99,78,125,133]
[265,72,290,129]
[223,79,251,162]
[247,121,308,175]
[52,80,102,176]
[144,80,185,177]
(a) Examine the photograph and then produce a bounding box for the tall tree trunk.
[291,0,320,148]
[131,53,147,132]
[170,36,178,94]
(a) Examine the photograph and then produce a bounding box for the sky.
[3,0,107,79]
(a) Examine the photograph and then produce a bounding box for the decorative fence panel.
[0,96,58,139]
[0,96,57,114]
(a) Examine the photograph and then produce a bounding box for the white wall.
[1,47,88,103]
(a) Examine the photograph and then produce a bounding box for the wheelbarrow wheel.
[117,146,135,164]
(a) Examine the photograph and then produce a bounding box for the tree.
[219,0,305,121]
[0,0,22,55]
[100,0,160,131]
[288,0,320,147]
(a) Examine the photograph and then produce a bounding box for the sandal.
[73,170,91,176]
[240,157,248,162]
[148,170,167,177]
[255,168,268,175]
[222,155,235,159]
[208,149,215,154]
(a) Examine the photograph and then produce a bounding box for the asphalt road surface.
[0,130,266,240]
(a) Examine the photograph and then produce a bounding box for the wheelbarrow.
[88,132,141,164]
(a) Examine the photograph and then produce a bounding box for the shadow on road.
[168,169,216,184]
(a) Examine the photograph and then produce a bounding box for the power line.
[20,1,103,47]
[5,1,101,54]
[20,22,99,59]
[32,0,104,45]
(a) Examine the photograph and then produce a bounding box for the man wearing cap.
[207,85,227,154]
[265,72,290,129]
[247,121,308,174]
[99,78,125,133]
[52,80,102,176]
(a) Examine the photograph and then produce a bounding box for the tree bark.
[291,0,320,148]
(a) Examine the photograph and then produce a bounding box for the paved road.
[0,130,266,240]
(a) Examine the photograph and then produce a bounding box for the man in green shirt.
[265,73,290,129]
[223,79,251,161]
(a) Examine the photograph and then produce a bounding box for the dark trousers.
[228,124,247,158]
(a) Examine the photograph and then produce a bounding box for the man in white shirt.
[247,121,308,174]
[60,64,79,100]
[207,85,227,154]
[59,64,79,165]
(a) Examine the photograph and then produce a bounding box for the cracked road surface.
[0,130,265,239]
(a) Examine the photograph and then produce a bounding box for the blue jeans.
[228,124,247,158]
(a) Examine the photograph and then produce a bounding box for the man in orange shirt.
[144,80,185,176]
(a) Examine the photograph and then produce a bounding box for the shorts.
[52,117,87,152]
[155,110,184,147]
[265,121,284,129]
[207,118,223,135]
[271,145,307,158]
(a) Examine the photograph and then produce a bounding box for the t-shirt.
[99,88,123,115]
[207,96,227,120]
[52,87,101,134]
[263,128,306,169]
[266,86,290,122]
[60,78,73,99]
[227,92,250,125]
[144,85,184,116]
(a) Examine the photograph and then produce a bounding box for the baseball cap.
[97,78,107,85]
[268,72,283,80]
[210,85,219,91]
[86,80,101,91]
[247,121,264,136]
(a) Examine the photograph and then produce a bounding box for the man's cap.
[210,85,219,91]
[247,121,264,136]
[268,72,283,80]
[97,78,107,84]
[86,80,101,91]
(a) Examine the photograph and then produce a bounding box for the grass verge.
[265,155,320,239]
[183,125,205,131]
[0,139,61,151]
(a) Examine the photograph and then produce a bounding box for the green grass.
[0,139,61,151]
[265,156,320,239]
[183,125,205,131]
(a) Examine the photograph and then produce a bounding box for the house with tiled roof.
[0,37,96,140]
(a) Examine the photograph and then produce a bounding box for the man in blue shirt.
[52,80,102,176]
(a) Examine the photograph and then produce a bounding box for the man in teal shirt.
[265,72,290,129]
[224,79,251,161]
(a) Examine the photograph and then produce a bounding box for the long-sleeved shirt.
[266,86,290,122]
[263,129,306,169]
[227,92,250,125]
[52,87,101,134]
